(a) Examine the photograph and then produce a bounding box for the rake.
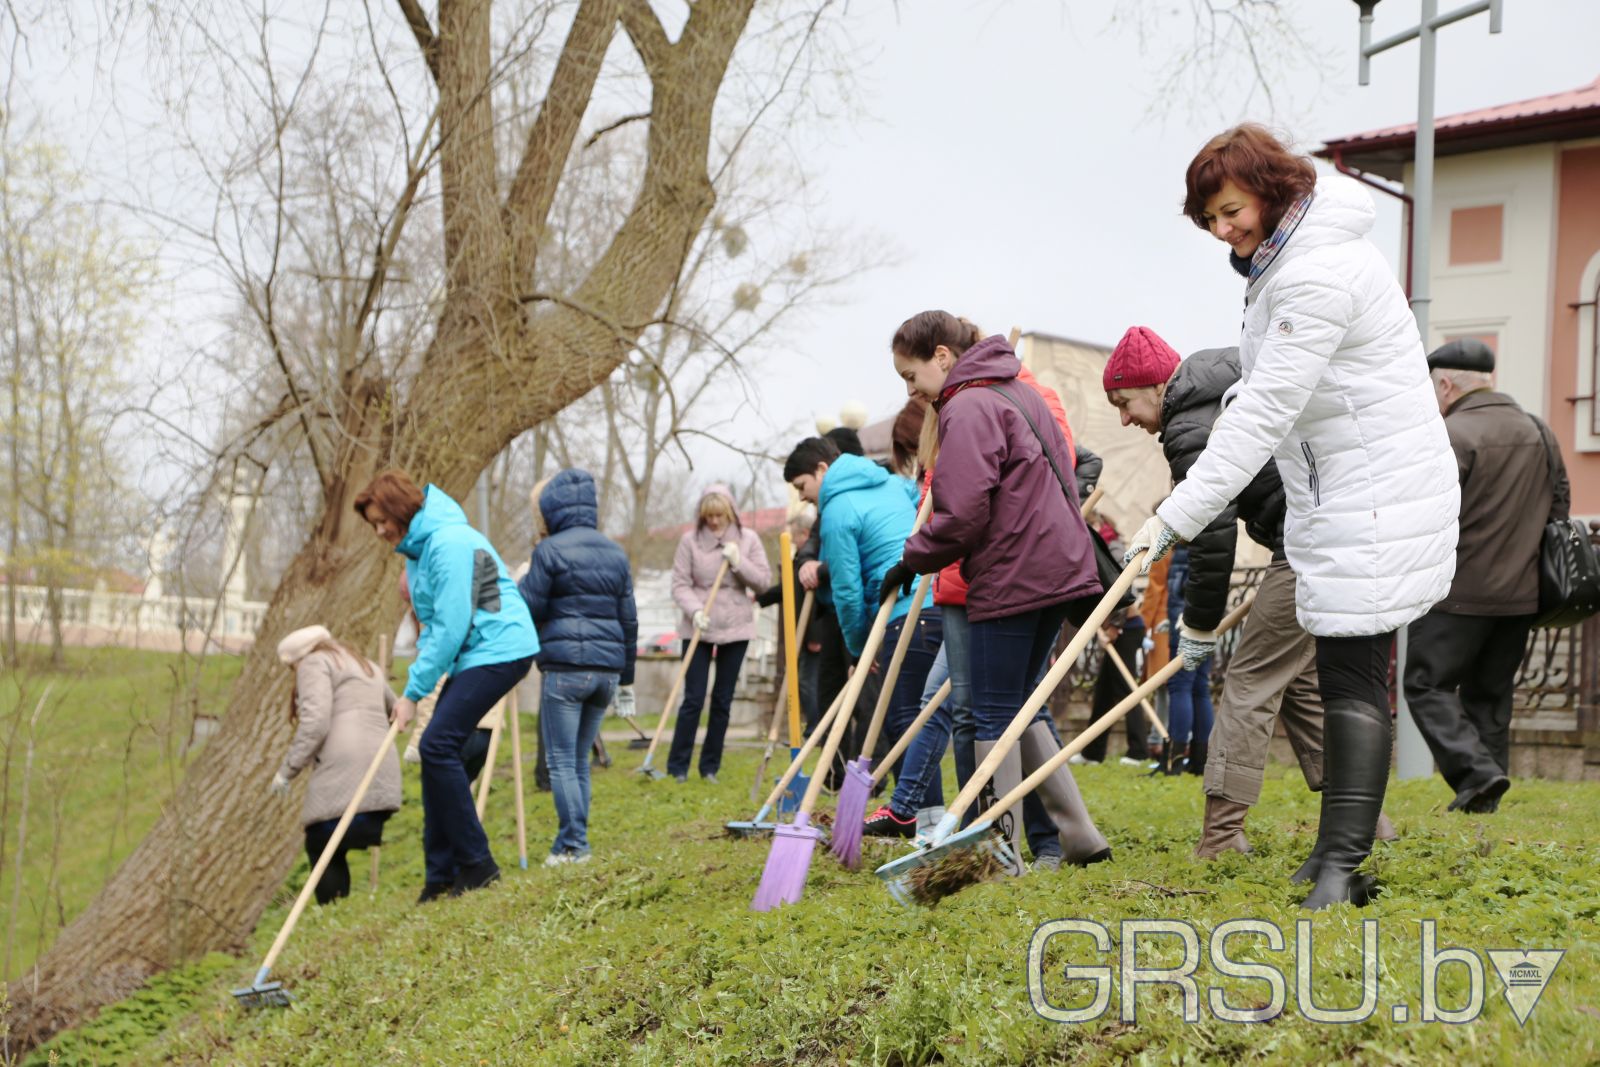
[877,592,1254,905]
[832,567,934,869]
[872,552,1146,903]
[751,586,901,910]
[637,559,730,779]
[752,587,815,802]
[1095,632,1170,743]
[234,716,405,1008]
[725,687,847,838]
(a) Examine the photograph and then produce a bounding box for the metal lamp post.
[1353,0,1504,780]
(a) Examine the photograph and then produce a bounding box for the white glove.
[403,742,422,764]
[1141,635,1155,655]
[614,685,637,719]
[269,772,291,797]
[692,610,711,633]
[720,542,740,568]
[1123,515,1180,575]
[1176,617,1219,671]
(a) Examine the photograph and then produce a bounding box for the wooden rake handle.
[1079,484,1104,518]
[508,686,528,868]
[941,551,1147,829]
[474,698,506,819]
[1096,633,1170,741]
[760,590,815,746]
[641,558,732,765]
[870,678,952,786]
[986,595,1254,818]
[258,716,403,977]
[757,686,848,815]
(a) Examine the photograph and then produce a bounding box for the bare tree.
[7,0,850,1046]
[0,137,146,666]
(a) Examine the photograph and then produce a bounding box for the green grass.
[25,736,1600,1065]
[0,646,242,981]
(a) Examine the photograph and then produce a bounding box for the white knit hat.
[277,625,332,665]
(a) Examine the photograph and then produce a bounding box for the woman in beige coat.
[273,625,403,905]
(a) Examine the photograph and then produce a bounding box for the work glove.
[1176,617,1219,671]
[878,560,914,605]
[1141,635,1156,655]
[720,542,740,568]
[692,610,711,633]
[1154,619,1171,635]
[269,772,291,798]
[614,685,637,719]
[1123,515,1179,575]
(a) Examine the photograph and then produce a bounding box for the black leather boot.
[1185,741,1208,776]
[1300,699,1390,910]
[1288,785,1330,884]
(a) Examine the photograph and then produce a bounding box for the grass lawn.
[0,647,242,981]
[25,731,1600,1065]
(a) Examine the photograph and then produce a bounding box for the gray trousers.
[1203,558,1325,804]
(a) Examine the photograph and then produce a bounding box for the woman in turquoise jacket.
[356,469,539,901]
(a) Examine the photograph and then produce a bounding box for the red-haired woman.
[1127,125,1459,908]
[355,470,540,901]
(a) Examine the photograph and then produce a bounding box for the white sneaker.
[543,853,573,868]
[1031,854,1062,873]
[1068,754,1088,765]
[1120,756,1144,767]
[571,852,592,864]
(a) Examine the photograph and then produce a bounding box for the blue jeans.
[969,601,1080,741]
[667,640,748,777]
[877,609,944,813]
[418,657,533,884]
[541,669,618,857]
[944,605,1062,860]
[1167,659,1215,746]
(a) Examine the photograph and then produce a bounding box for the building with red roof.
[1320,73,1600,517]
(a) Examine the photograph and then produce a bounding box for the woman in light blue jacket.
[356,469,539,901]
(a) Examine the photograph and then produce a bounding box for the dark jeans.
[1167,658,1214,748]
[1403,611,1528,796]
[961,599,1094,858]
[877,609,944,807]
[304,810,391,905]
[418,657,533,885]
[969,599,1089,741]
[667,640,748,777]
[1084,627,1149,762]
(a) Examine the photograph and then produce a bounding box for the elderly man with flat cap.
[1405,338,1570,813]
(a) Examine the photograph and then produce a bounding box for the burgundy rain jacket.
[900,336,1101,622]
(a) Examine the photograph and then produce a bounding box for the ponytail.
[891,310,983,363]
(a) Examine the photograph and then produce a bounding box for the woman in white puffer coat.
[1127,124,1459,910]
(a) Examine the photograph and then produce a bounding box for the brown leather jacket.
[1438,390,1570,616]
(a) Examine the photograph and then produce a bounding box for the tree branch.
[395,0,441,83]
[504,0,620,285]
[618,0,670,74]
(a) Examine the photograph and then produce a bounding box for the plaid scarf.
[934,376,1007,411]
[1248,192,1314,286]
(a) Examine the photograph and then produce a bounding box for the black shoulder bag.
[1527,415,1600,628]
[986,383,1133,610]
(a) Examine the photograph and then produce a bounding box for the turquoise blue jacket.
[398,485,540,701]
[817,454,933,658]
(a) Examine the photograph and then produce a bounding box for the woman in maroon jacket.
[887,311,1111,869]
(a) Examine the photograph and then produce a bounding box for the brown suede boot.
[1193,795,1253,859]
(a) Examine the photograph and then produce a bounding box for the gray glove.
[1176,617,1219,671]
[269,772,291,797]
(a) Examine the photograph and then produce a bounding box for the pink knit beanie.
[1103,326,1181,391]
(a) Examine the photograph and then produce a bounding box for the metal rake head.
[231,981,293,1010]
[874,821,1018,907]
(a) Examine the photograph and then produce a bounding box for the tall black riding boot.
[1300,699,1391,910]
[1185,741,1208,777]
[1289,786,1330,884]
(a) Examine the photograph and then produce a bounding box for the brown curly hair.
[1183,124,1317,237]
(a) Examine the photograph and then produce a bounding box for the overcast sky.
[764,0,1600,451]
[10,1,1599,508]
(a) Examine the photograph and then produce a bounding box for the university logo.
[1486,949,1563,1026]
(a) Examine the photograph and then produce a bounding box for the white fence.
[1,581,268,652]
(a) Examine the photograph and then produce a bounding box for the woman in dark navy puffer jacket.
[517,468,638,864]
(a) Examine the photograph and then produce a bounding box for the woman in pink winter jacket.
[667,485,771,782]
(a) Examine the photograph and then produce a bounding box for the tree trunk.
[6,0,756,1046]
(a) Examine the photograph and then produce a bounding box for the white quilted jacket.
[1158,175,1458,637]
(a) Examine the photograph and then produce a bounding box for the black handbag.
[986,384,1134,611]
[1527,415,1600,628]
